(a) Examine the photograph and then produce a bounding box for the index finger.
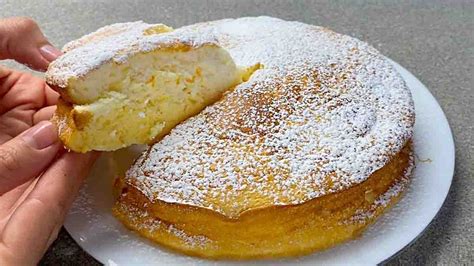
[0,17,62,71]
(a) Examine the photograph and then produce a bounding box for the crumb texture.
[47,22,244,152]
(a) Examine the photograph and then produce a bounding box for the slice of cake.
[46,22,251,152]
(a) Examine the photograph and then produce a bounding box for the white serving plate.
[64,59,455,265]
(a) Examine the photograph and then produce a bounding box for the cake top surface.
[121,17,415,217]
[49,16,414,217]
[45,20,215,88]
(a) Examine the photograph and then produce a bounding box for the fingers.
[0,152,98,264]
[33,106,56,124]
[0,179,36,222]
[0,121,60,195]
[45,84,60,106]
[0,67,59,115]
[0,17,62,71]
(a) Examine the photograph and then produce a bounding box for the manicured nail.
[39,44,62,62]
[22,121,58,149]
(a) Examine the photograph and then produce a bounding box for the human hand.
[0,18,98,265]
[0,17,62,71]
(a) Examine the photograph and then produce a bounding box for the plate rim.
[378,59,455,264]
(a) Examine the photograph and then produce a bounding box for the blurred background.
[1,0,472,265]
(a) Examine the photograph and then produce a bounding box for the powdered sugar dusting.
[168,225,210,248]
[347,153,414,224]
[115,203,211,248]
[121,17,415,217]
[46,21,218,87]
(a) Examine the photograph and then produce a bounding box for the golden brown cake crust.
[113,143,413,259]
[51,99,76,146]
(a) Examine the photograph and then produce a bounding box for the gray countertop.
[1,0,472,265]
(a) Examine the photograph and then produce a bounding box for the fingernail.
[22,121,58,149]
[39,44,62,62]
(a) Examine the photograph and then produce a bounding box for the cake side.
[113,142,414,259]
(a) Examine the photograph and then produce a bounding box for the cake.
[46,23,256,152]
[48,17,415,259]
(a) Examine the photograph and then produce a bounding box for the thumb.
[0,17,62,71]
[0,121,61,195]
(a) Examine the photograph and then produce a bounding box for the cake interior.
[55,45,257,152]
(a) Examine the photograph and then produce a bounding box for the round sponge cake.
[112,17,414,259]
[49,16,415,259]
